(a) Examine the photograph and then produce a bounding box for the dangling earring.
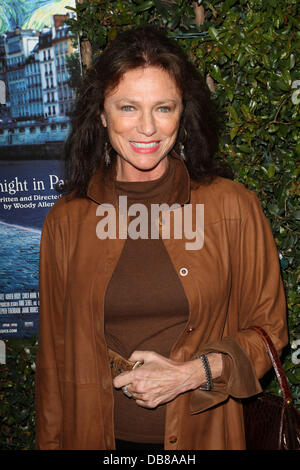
[179,142,186,161]
[178,127,187,161]
[104,142,111,166]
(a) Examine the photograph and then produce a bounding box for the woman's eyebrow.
[115,98,178,104]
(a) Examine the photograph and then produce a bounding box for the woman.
[35,26,288,450]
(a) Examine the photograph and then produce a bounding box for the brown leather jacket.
[35,153,288,449]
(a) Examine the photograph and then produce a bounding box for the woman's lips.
[129,141,161,154]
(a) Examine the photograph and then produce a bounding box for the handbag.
[243,326,300,450]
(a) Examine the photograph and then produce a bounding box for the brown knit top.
[104,157,189,443]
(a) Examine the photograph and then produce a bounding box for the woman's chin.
[117,155,169,181]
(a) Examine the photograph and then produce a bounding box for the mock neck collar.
[86,150,190,206]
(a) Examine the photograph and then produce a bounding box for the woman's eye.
[121,105,134,111]
[158,106,171,113]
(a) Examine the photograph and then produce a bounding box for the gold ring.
[132,360,143,370]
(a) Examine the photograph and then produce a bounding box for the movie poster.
[0,0,81,339]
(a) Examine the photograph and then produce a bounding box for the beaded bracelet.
[198,354,213,391]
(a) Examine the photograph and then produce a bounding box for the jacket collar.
[87,150,191,206]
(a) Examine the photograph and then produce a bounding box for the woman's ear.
[100,112,107,128]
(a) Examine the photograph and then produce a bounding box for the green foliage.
[65,50,82,92]
[0,337,37,449]
[1,0,299,450]
[199,0,300,403]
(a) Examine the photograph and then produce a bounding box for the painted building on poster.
[1,13,76,122]
[24,42,44,118]
[5,28,40,119]
[0,34,9,118]
[39,25,58,118]
[38,13,77,119]
[52,15,76,117]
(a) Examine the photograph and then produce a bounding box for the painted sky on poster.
[0,0,75,34]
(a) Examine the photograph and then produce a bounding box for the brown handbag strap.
[249,326,293,406]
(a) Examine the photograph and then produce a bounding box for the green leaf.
[225,87,234,102]
[268,124,278,134]
[238,54,248,67]
[230,126,239,140]
[268,164,276,178]
[240,104,252,121]
[237,144,252,153]
[262,54,271,69]
[281,70,291,86]
[289,54,296,70]
[208,27,219,40]
[272,79,290,92]
[210,64,223,83]
[134,0,154,12]
[228,105,239,122]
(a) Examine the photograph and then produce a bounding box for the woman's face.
[101,66,183,182]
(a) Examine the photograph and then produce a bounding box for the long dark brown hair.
[60,26,232,197]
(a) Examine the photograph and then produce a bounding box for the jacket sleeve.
[35,214,66,449]
[190,191,288,414]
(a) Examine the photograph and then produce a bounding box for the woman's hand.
[113,350,223,409]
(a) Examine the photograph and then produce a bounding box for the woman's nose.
[137,111,156,136]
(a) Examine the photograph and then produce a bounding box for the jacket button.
[179,267,188,276]
[169,435,177,444]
